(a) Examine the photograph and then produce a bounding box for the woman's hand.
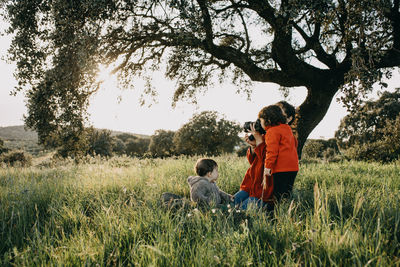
[245,133,257,147]
[250,123,264,146]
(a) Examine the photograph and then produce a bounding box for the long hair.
[258,105,286,126]
[276,101,296,125]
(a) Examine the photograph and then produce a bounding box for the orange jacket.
[264,124,299,174]
[240,137,274,203]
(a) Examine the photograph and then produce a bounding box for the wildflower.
[187,213,193,217]
[212,209,216,213]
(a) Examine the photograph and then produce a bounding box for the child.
[187,158,233,206]
[234,101,297,210]
[276,100,296,126]
[258,105,299,203]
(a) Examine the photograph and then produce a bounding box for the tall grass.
[0,155,399,266]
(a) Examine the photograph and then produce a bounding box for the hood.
[187,176,210,186]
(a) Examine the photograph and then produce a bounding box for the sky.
[1,24,399,139]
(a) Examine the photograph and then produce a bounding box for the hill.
[0,125,150,155]
[0,125,38,141]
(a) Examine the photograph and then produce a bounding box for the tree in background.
[174,111,241,156]
[112,138,126,156]
[86,128,114,157]
[149,130,176,158]
[335,89,400,162]
[302,138,340,161]
[125,138,150,157]
[4,1,400,157]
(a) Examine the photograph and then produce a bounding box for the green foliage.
[343,116,400,163]
[112,138,126,156]
[0,138,8,155]
[0,157,399,265]
[0,150,32,167]
[235,142,249,157]
[86,128,114,157]
[302,138,340,161]
[125,138,150,157]
[336,89,400,162]
[149,130,176,158]
[173,111,241,156]
[4,0,400,158]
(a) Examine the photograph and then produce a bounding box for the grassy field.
[0,155,399,266]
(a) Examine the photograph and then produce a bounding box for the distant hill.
[0,125,41,154]
[0,125,38,141]
[0,125,150,155]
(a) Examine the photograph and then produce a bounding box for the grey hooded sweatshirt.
[187,176,231,205]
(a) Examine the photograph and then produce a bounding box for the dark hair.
[276,101,296,125]
[195,158,217,177]
[258,105,286,126]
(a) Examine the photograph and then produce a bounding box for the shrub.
[149,130,176,157]
[0,150,32,167]
[302,138,340,160]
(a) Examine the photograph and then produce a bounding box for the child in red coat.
[259,105,299,203]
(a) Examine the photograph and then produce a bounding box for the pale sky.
[1,23,399,139]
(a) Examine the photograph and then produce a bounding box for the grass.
[0,155,399,266]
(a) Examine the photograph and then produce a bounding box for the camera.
[243,119,266,141]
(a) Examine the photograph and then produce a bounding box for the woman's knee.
[234,190,249,205]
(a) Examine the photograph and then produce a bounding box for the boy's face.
[206,166,219,183]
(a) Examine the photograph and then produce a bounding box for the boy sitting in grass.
[187,158,233,206]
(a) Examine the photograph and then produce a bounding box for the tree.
[125,138,150,157]
[335,89,400,148]
[302,138,339,159]
[149,130,176,157]
[86,128,114,157]
[174,111,241,155]
[4,1,400,156]
[335,88,400,162]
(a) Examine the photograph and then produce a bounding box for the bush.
[0,138,10,155]
[0,150,32,167]
[86,128,114,157]
[125,138,150,157]
[149,130,176,157]
[173,111,241,156]
[302,138,340,160]
[342,116,400,163]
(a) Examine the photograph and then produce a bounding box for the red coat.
[264,124,299,174]
[240,137,274,203]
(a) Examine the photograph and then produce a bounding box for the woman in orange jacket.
[233,123,274,210]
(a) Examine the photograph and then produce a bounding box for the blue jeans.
[234,190,249,207]
[234,190,269,210]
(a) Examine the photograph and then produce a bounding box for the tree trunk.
[295,83,339,158]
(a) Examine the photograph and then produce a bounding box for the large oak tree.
[3,0,400,155]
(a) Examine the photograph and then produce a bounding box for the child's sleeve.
[218,188,232,203]
[264,128,280,169]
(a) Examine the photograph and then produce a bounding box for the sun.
[95,64,115,84]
